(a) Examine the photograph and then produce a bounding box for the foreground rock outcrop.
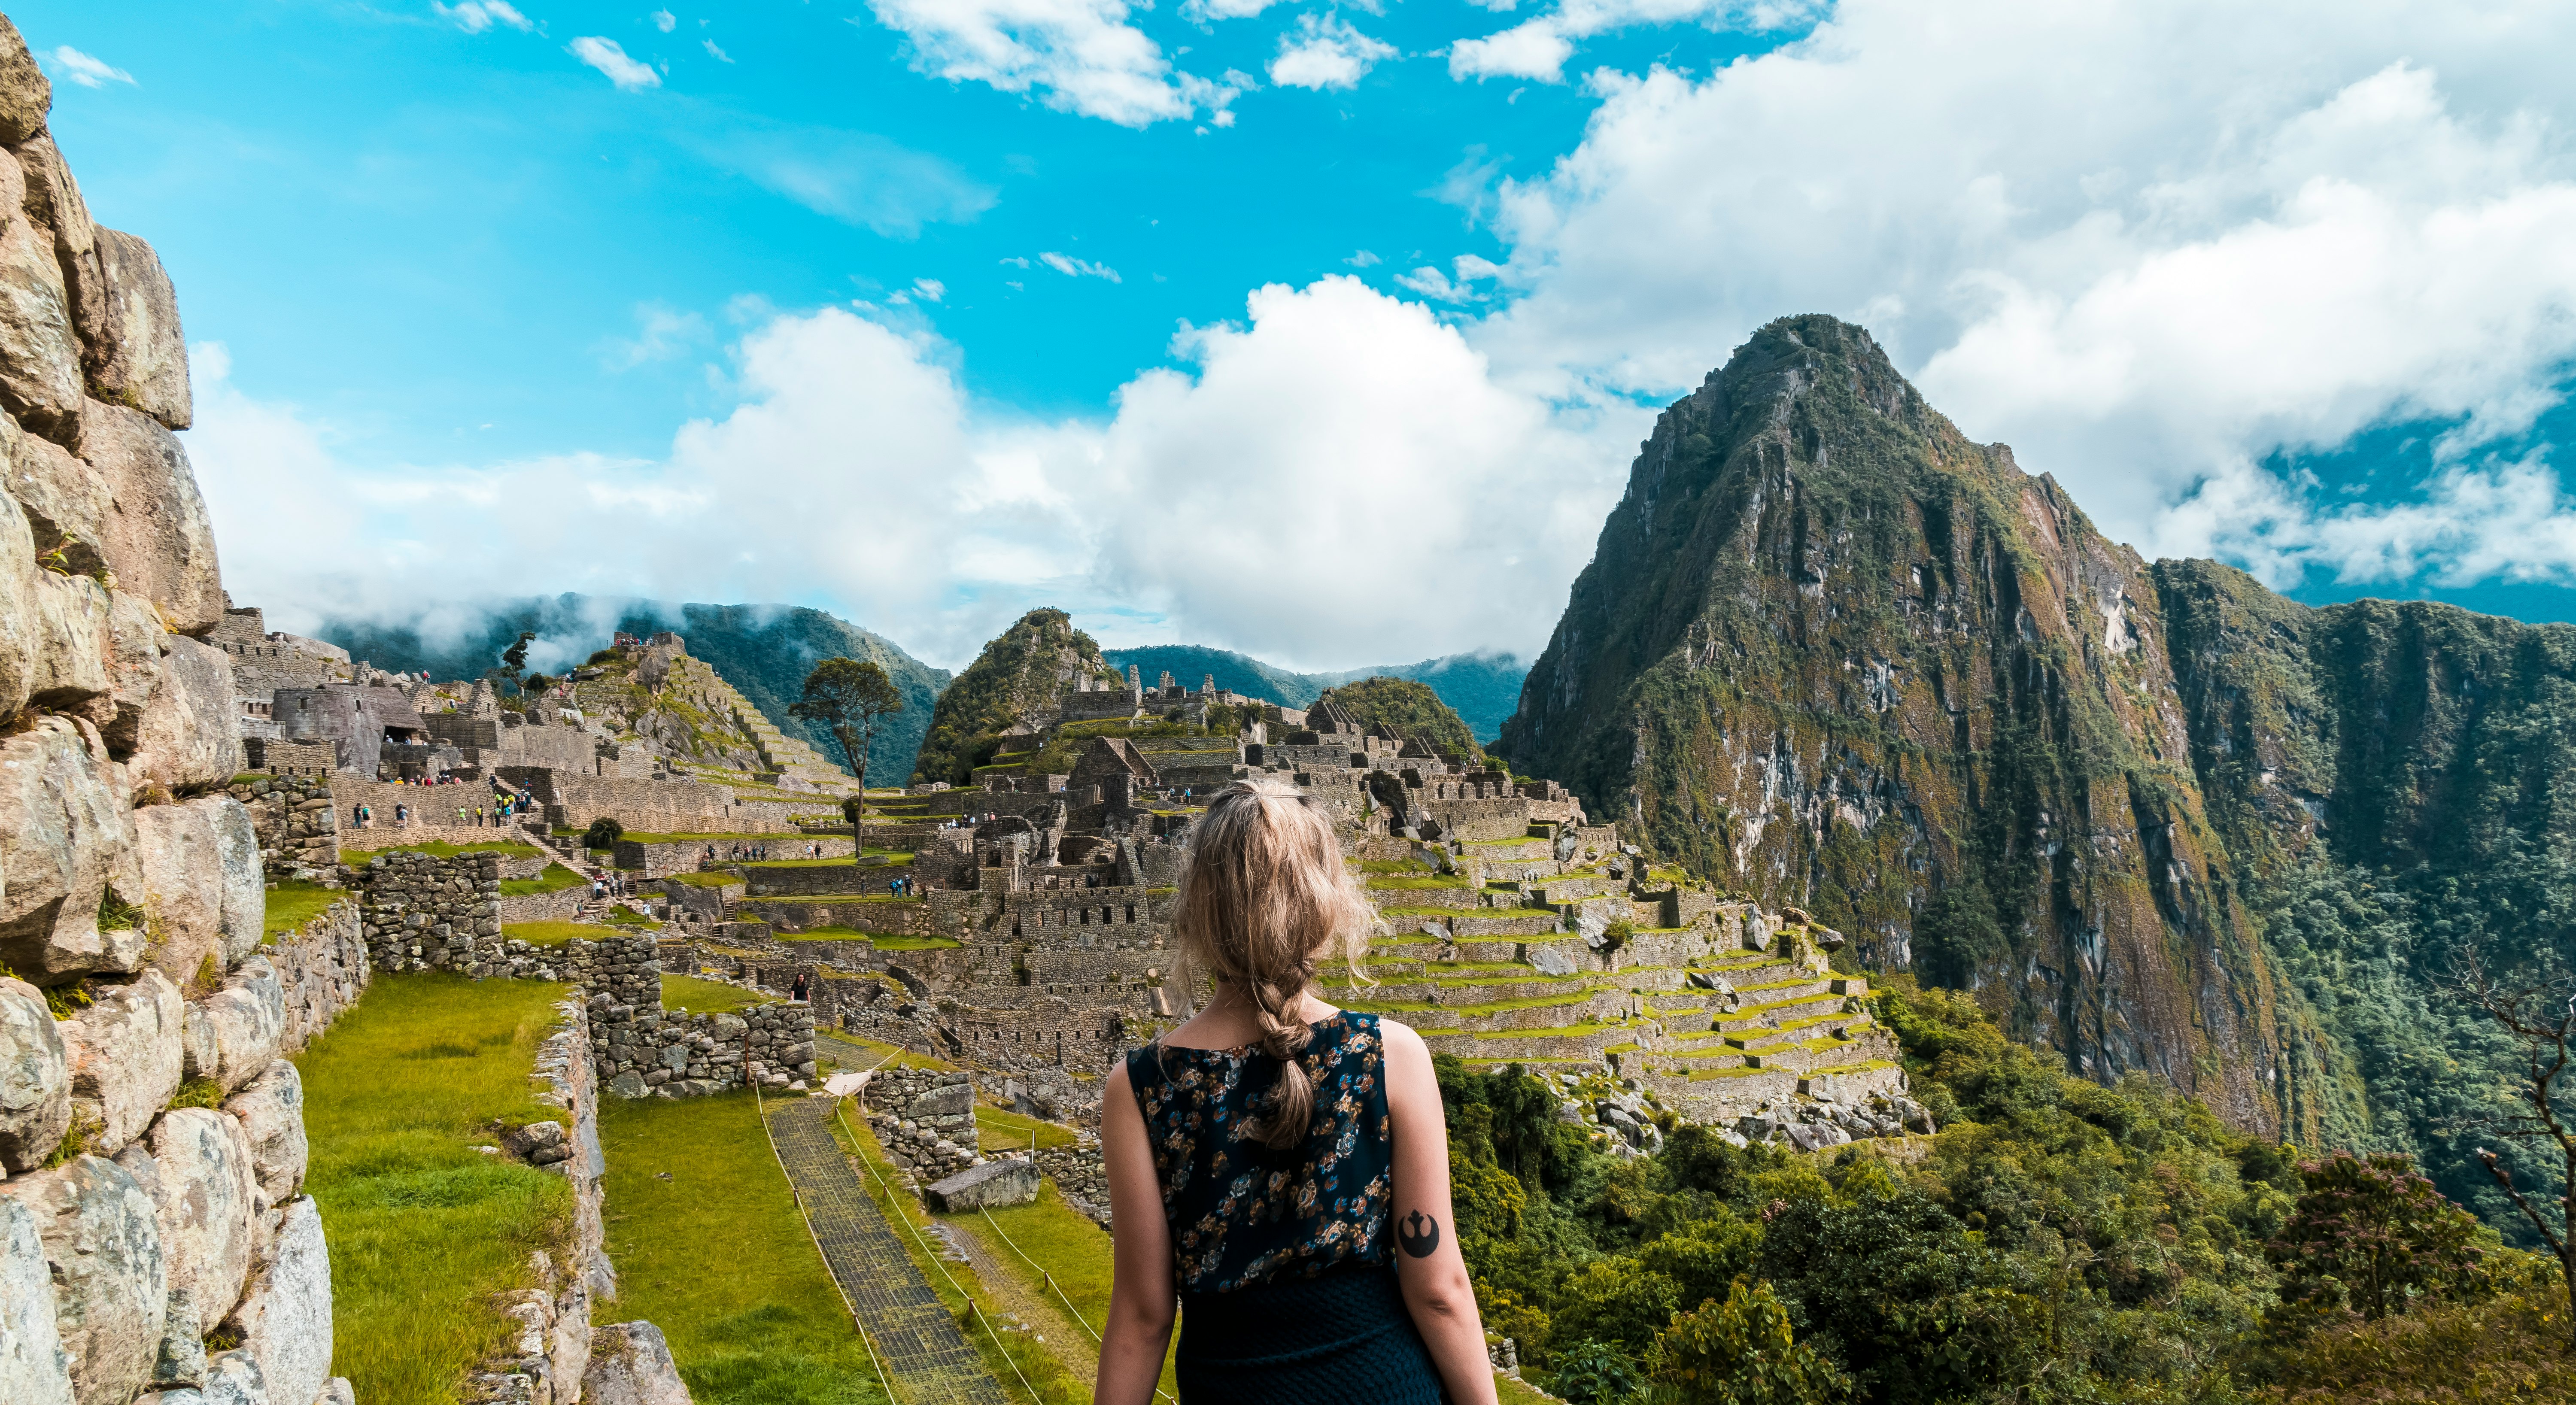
[0,16,356,1404]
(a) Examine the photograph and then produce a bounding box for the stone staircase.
[696,670,854,790]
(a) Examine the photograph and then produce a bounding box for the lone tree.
[2266,1150,2491,1320]
[790,657,904,793]
[500,630,536,685]
[2454,950,2576,1344]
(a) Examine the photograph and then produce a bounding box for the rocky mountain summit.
[1501,315,2576,1220]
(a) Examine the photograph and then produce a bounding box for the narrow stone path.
[764,1095,1010,1405]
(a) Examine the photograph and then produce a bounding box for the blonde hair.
[1171,779,1373,1148]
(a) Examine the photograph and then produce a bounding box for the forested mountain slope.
[1502,316,2576,1231]
[320,594,951,786]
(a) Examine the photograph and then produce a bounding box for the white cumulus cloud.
[1268,14,1397,91]
[651,9,678,33]
[47,47,135,88]
[1461,0,2576,591]
[1449,0,1815,83]
[865,0,1239,127]
[568,36,662,90]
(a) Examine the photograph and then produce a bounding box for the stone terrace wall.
[505,771,801,836]
[267,897,370,1048]
[471,998,612,1404]
[587,993,815,1099]
[231,772,341,881]
[495,883,586,926]
[863,1068,980,1181]
[358,850,504,973]
[619,835,855,877]
[1035,1145,1110,1229]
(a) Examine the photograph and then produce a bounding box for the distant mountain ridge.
[314,595,952,787]
[1102,645,1526,740]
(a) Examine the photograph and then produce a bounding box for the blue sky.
[18,1,2576,669]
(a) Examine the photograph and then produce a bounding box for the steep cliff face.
[1503,316,2315,1137]
[912,607,1119,784]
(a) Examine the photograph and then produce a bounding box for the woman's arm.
[1096,1061,1177,1405]
[1382,1020,1501,1405]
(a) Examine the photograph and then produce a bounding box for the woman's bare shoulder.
[1368,1016,1433,1066]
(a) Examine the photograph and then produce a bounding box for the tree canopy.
[790,657,904,789]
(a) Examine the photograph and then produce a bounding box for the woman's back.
[1127,1010,1395,1296]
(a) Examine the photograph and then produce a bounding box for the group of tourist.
[347,789,526,829]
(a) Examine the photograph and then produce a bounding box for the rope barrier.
[976,1207,1177,1404]
[754,1081,903,1405]
[835,1099,1048,1405]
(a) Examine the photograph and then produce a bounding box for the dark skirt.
[1176,1263,1447,1405]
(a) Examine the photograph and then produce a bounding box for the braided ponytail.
[1172,780,1371,1150]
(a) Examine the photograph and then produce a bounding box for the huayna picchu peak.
[1504,313,2576,1223]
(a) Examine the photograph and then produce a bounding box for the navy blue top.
[1126,1010,1397,1295]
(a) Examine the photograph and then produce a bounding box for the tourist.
[791,972,809,1001]
[395,802,408,825]
[1094,780,1490,1405]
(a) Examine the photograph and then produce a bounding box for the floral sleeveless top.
[1126,1010,1397,1295]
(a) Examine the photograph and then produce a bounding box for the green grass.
[496,863,584,897]
[737,858,875,869]
[598,1094,891,1405]
[605,907,663,929]
[339,839,541,865]
[972,1105,1080,1151]
[1366,874,1474,890]
[263,882,346,938]
[502,921,597,949]
[819,1029,952,1071]
[776,926,962,950]
[298,975,574,1405]
[831,1106,1094,1403]
[614,831,808,844]
[663,974,767,1014]
[950,1177,1182,1397]
[667,871,745,889]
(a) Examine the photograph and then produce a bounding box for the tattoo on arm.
[1397,1210,1441,1258]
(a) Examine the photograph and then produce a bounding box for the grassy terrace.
[598,1094,889,1405]
[299,975,573,1405]
[778,926,961,950]
[501,921,595,948]
[972,1104,1081,1151]
[263,882,346,939]
[662,974,768,1014]
[340,839,542,865]
[497,863,584,897]
[667,871,746,889]
[1365,874,1475,891]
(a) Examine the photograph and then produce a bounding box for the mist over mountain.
[1103,645,1526,740]
[315,595,952,786]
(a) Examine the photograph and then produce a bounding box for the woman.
[1096,780,1495,1405]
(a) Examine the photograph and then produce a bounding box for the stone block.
[24,567,110,707]
[582,1321,692,1405]
[0,1154,168,1405]
[0,476,39,720]
[80,231,189,432]
[220,1063,306,1203]
[2,404,108,575]
[0,716,144,982]
[0,974,70,1172]
[0,1193,76,1405]
[73,401,221,635]
[197,1350,264,1405]
[134,798,258,989]
[924,1158,1039,1212]
[144,1109,258,1350]
[225,1197,328,1405]
[60,969,185,1154]
[178,1002,219,1085]
[124,635,237,796]
[0,151,82,443]
[200,959,286,1094]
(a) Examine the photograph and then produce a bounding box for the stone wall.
[1035,1144,1111,1228]
[266,897,370,1050]
[229,773,340,881]
[504,770,799,836]
[495,883,586,926]
[587,993,816,1100]
[619,835,854,877]
[470,998,612,1405]
[358,850,504,974]
[862,1068,980,1181]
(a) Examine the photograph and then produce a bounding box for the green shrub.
[583,818,625,850]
